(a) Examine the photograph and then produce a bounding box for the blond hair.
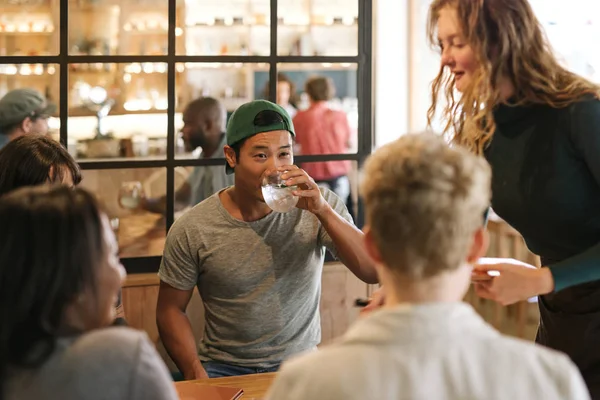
[427,0,600,154]
[360,133,490,279]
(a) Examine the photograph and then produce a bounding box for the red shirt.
[292,102,352,181]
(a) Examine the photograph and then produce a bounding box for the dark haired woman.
[0,186,177,400]
[0,135,126,324]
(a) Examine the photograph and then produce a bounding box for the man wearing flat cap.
[0,88,56,149]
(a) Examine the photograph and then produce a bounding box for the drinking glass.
[260,170,299,213]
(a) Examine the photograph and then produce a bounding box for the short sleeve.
[318,187,354,258]
[158,220,200,291]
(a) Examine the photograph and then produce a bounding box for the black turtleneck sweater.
[485,96,600,295]
[485,96,600,395]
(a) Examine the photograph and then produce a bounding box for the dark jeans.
[201,360,281,378]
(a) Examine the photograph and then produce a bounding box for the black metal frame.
[4,0,373,273]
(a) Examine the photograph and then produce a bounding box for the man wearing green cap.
[0,88,56,149]
[157,99,377,380]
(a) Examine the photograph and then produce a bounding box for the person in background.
[0,186,178,400]
[156,100,377,380]
[266,133,590,400]
[0,135,126,325]
[425,0,600,395]
[263,72,298,118]
[0,88,55,149]
[292,76,352,203]
[142,97,234,214]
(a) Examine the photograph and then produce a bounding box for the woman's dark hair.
[0,186,105,397]
[0,135,82,197]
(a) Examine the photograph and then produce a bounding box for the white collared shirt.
[266,302,589,400]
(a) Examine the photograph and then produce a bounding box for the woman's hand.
[472,258,555,305]
[360,286,386,316]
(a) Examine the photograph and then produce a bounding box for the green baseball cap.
[225,99,295,174]
[0,88,56,130]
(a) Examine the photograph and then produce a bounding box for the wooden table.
[175,372,277,399]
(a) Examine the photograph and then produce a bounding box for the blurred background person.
[263,72,298,118]
[293,75,352,204]
[0,186,178,400]
[0,88,55,149]
[142,97,233,214]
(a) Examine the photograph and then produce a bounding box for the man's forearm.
[142,196,188,215]
[156,307,202,379]
[142,196,167,215]
[317,205,378,283]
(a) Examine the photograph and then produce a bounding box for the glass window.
[298,160,360,224]
[0,0,371,267]
[278,0,358,56]
[171,165,231,219]
[178,0,270,56]
[0,0,59,56]
[0,63,60,142]
[67,62,169,160]
[273,62,358,154]
[174,62,263,159]
[79,167,167,258]
[69,0,168,56]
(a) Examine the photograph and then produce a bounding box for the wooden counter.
[176,372,276,399]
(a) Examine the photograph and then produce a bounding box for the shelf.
[68,107,173,118]
[185,23,357,29]
[77,155,166,162]
[122,30,168,35]
[0,31,55,35]
[66,98,251,118]
[278,63,357,70]
[0,5,51,13]
[186,24,269,28]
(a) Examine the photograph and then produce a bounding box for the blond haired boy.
[266,133,589,400]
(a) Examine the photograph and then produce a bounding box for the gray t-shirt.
[159,187,352,368]
[5,327,178,400]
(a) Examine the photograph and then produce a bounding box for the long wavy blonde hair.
[427,0,600,154]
